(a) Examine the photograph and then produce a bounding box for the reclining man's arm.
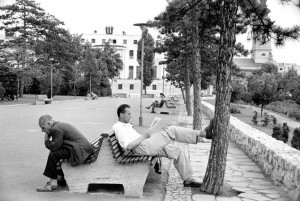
[126,130,151,150]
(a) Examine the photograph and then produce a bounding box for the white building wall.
[82,28,212,97]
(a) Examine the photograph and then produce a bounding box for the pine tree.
[137,29,155,94]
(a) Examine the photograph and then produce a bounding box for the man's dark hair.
[117,104,130,117]
[160,93,165,98]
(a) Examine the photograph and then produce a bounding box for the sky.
[1,0,300,64]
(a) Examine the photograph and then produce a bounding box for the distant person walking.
[36,115,94,192]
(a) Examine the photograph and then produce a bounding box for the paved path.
[0,97,177,201]
[164,114,294,201]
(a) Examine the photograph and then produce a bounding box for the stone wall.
[202,101,300,201]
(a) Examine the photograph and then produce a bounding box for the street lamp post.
[134,23,147,126]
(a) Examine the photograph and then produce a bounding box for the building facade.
[82,26,181,97]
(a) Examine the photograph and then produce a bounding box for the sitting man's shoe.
[57,179,67,187]
[36,184,59,192]
[146,106,150,109]
[183,178,202,187]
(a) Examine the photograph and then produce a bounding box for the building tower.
[251,0,273,63]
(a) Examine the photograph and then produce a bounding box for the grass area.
[0,94,86,105]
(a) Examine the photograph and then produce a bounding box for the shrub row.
[265,101,300,121]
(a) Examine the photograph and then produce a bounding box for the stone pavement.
[0,97,176,201]
[164,114,294,201]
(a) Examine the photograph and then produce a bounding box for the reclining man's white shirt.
[112,121,141,150]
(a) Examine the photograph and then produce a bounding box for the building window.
[129,50,134,59]
[129,66,134,79]
[130,84,134,90]
[153,66,157,79]
[134,40,138,44]
[118,84,122,90]
[91,39,95,43]
[123,39,127,44]
[102,39,106,44]
[280,68,283,71]
[136,66,141,79]
[261,53,266,56]
[152,85,157,90]
[80,38,85,43]
[112,39,117,44]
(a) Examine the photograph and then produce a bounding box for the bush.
[240,92,252,103]
[0,82,5,99]
[261,112,270,127]
[282,122,289,143]
[291,128,300,150]
[230,105,241,114]
[271,115,277,125]
[272,125,284,142]
[296,96,300,106]
[252,111,258,125]
[265,101,300,118]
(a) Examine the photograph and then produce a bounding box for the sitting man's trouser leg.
[43,148,71,179]
[133,126,199,181]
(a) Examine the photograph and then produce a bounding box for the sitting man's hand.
[44,133,50,141]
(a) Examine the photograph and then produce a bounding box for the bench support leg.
[123,184,144,197]
[68,182,88,193]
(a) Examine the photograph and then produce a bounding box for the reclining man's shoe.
[183,178,201,187]
[205,119,214,139]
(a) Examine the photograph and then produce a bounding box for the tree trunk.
[184,65,192,116]
[180,86,186,104]
[19,76,24,98]
[261,104,264,116]
[191,2,202,130]
[201,0,237,195]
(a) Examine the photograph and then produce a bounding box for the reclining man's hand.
[205,119,214,140]
[144,129,152,138]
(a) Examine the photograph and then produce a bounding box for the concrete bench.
[154,100,179,115]
[34,95,52,105]
[62,131,158,197]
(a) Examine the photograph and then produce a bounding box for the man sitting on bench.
[113,104,213,187]
[36,115,95,192]
[146,93,166,113]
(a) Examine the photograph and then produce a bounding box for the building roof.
[233,58,263,68]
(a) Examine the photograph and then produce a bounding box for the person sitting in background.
[146,93,165,113]
[91,92,98,100]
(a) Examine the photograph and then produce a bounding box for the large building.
[82,26,180,97]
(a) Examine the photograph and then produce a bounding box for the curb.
[0,98,85,107]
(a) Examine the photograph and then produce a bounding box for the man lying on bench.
[113,104,213,187]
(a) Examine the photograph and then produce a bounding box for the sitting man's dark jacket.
[45,122,94,166]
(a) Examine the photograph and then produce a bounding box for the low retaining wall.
[202,101,300,201]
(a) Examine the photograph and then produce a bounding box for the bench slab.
[62,136,153,197]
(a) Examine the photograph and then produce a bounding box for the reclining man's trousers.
[133,126,199,181]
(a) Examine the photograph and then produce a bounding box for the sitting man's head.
[39,114,54,134]
[117,104,131,123]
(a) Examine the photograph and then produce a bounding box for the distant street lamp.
[50,64,53,99]
[134,23,147,126]
[49,58,54,99]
